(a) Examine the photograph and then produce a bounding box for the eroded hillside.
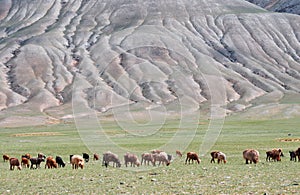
[0,0,300,124]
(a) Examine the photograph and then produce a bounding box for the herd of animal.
[2,147,300,171]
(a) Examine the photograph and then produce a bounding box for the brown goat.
[21,157,30,168]
[185,152,201,164]
[176,150,183,157]
[243,149,259,164]
[266,148,283,162]
[9,158,22,170]
[3,154,10,162]
[93,153,99,161]
[45,156,58,169]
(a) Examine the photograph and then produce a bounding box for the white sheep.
[153,152,170,166]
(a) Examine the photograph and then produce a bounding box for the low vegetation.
[0,116,299,194]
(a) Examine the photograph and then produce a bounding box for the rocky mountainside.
[246,0,300,15]
[0,0,300,124]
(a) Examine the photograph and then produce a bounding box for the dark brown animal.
[38,153,46,160]
[93,153,99,161]
[3,154,10,162]
[185,152,201,164]
[266,148,283,162]
[30,157,44,169]
[21,157,30,168]
[243,149,259,164]
[289,151,297,161]
[296,148,300,162]
[9,158,22,170]
[210,151,219,163]
[22,153,31,159]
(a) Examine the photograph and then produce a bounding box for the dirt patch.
[11,132,64,137]
[277,138,300,142]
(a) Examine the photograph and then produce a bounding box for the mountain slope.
[0,0,300,123]
[246,0,300,15]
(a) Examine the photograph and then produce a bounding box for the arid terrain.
[0,0,300,126]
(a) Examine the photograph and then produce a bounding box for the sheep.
[38,153,46,159]
[176,150,183,158]
[243,149,259,164]
[3,154,10,162]
[289,151,297,162]
[22,153,31,159]
[55,156,66,167]
[30,157,44,169]
[210,151,227,164]
[71,155,85,169]
[102,151,121,168]
[45,156,58,169]
[82,153,89,162]
[216,152,227,164]
[296,147,300,162]
[210,151,220,163]
[9,158,22,170]
[93,153,99,161]
[141,153,155,166]
[151,149,162,154]
[153,152,170,166]
[266,148,283,162]
[185,152,201,164]
[21,157,30,168]
[124,152,140,167]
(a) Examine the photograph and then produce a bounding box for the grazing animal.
[3,154,10,162]
[289,151,297,162]
[82,153,89,162]
[70,155,74,163]
[93,153,99,161]
[9,158,22,170]
[266,148,283,162]
[38,153,46,160]
[22,153,31,159]
[45,156,58,169]
[243,149,259,164]
[21,157,30,168]
[176,150,182,157]
[55,156,66,167]
[185,152,201,164]
[102,151,121,168]
[153,152,170,166]
[124,152,140,167]
[141,153,155,166]
[296,148,300,162]
[210,151,227,164]
[210,151,220,163]
[151,149,162,154]
[30,157,44,169]
[216,152,227,164]
[71,155,85,169]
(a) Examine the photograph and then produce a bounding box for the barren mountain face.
[0,0,300,124]
[246,0,300,15]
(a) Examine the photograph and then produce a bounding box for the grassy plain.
[0,116,300,194]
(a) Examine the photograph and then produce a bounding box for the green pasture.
[0,116,299,194]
